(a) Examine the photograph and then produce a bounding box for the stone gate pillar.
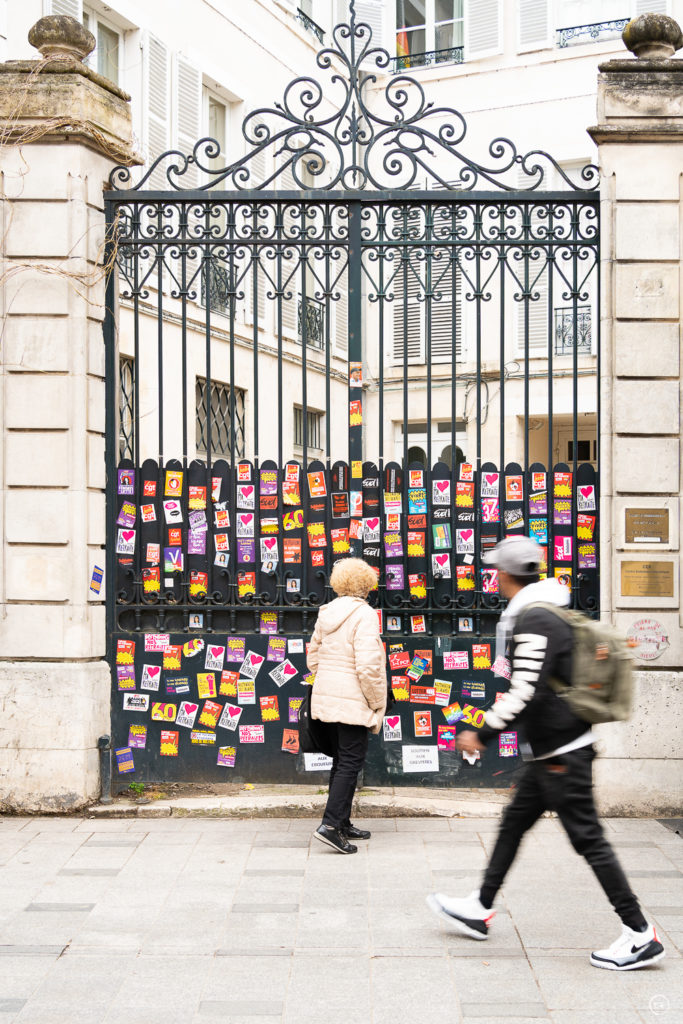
[589,14,683,813]
[0,16,140,810]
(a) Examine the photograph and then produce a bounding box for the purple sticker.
[187,530,206,555]
[529,492,547,515]
[386,564,405,590]
[553,500,572,526]
[117,665,136,691]
[226,637,246,663]
[384,532,403,558]
[237,538,256,564]
[260,469,278,496]
[577,543,597,570]
[117,469,135,496]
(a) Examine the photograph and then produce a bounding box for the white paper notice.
[402,745,439,773]
[303,752,333,771]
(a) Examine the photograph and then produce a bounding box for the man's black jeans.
[320,722,369,831]
[480,745,647,931]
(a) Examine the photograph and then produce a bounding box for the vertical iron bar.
[103,199,118,660]
[252,207,260,461]
[523,203,530,475]
[572,204,579,606]
[157,206,164,462]
[348,199,363,554]
[180,203,188,464]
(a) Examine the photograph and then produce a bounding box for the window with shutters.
[555,1,632,48]
[83,9,122,85]
[395,0,465,68]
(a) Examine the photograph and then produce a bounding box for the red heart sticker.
[580,486,592,498]
[436,481,449,493]
[249,653,262,667]
[283,663,296,676]
[486,474,498,486]
[436,554,448,566]
[386,716,400,729]
[264,538,276,550]
[228,706,241,718]
[183,703,198,715]
[210,647,223,659]
[241,514,253,525]
[461,529,473,541]
[366,518,379,531]
[241,486,254,498]
[121,530,135,542]
[147,666,160,677]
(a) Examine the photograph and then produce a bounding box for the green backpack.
[518,603,634,724]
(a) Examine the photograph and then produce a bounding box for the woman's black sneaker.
[314,824,357,854]
[343,824,371,840]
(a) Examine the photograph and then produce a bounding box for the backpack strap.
[513,601,573,696]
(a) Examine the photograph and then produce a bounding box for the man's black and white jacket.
[478,579,589,759]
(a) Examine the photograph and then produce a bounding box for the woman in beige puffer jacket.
[308,557,387,855]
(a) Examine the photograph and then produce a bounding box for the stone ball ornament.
[622,12,683,59]
[28,15,96,62]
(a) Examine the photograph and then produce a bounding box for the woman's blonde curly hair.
[329,557,378,598]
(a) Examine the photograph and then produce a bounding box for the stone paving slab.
[0,814,678,1022]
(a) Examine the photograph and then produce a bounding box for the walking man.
[427,536,665,971]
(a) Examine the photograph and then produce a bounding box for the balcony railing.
[298,296,325,350]
[555,305,592,356]
[557,18,629,48]
[296,8,324,44]
[390,46,464,73]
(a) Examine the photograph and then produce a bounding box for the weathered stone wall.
[589,41,683,815]
[0,19,139,811]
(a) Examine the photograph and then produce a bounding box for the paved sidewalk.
[0,815,680,1024]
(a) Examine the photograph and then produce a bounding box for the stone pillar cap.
[28,15,95,61]
[622,13,683,59]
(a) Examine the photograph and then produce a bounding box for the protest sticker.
[176,701,199,729]
[383,715,402,742]
[239,724,265,743]
[218,703,242,731]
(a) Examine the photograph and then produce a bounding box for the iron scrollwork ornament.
[109,1,598,195]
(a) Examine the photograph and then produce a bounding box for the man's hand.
[456,730,485,755]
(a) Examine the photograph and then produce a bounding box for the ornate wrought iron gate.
[104,3,600,789]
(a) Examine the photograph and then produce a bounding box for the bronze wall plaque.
[620,560,675,598]
[625,508,669,544]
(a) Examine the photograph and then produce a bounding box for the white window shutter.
[635,0,667,12]
[431,198,462,364]
[392,256,425,365]
[465,0,503,60]
[355,0,386,50]
[279,166,299,338]
[334,266,348,356]
[244,149,270,332]
[144,33,171,190]
[44,0,83,18]
[174,55,202,188]
[517,0,551,53]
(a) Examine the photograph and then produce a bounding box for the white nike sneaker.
[590,922,665,971]
[426,890,495,940]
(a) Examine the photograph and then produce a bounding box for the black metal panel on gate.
[103,1,600,790]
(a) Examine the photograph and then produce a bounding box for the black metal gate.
[104,3,600,790]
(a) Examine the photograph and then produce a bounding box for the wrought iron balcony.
[296,8,324,44]
[555,305,592,356]
[557,18,629,48]
[298,296,325,350]
[390,46,464,73]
